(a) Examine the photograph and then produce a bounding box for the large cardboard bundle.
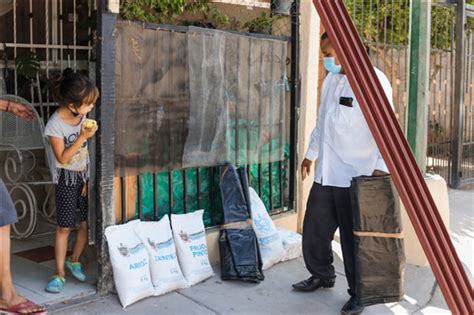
[350,176,405,306]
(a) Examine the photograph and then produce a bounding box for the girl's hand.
[80,121,98,139]
[8,101,36,121]
[81,183,88,197]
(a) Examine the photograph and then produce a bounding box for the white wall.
[296,0,321,232]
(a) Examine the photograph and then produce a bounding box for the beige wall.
[401,174,450,266]
[296,0,321,232]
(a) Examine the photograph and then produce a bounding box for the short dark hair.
[321,31,371,56]
[54,68,99,108]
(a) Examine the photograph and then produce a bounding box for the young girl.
[44,69,99,293]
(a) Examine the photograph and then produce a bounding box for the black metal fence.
[426,1,456,181]
[344,0,410,129]
[345,0,474,187]
[427,1,474,187]
[113,2,299,227]
[461,26,474,185]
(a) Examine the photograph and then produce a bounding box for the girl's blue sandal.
[66,260,86,282]
[45,275,66,293]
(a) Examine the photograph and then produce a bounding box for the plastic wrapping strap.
[353,231,403,239]
[219,219,252,230]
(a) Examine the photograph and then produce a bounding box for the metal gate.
[426,0,456,182]
[345,0,474,187]
[427,0,474,187]
[0,0,95,114]
[111,2,297,227]
[0,0,96,238]
[461,13,474,185]
[344,0,410,131]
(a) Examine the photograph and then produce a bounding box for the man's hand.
[301,158,313,181]
[372,169,388,177]
[9,101,36,121]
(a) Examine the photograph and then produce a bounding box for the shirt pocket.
[332,94,365,128]
[333,103,354,126]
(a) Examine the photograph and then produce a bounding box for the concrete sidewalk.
[49,189,472,315]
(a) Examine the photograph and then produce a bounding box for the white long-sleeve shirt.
[305,68,393,188]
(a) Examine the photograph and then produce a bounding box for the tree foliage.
[119,0,230,27]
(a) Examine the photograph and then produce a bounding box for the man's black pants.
[302,182,356,296]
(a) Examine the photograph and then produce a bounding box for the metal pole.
[289,0,300,211]
[407,0,431,172]
[450,0,466,188]
[95,1,117,295]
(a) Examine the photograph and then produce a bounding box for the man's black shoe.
[341,296,365,315]
[291,276,335,292]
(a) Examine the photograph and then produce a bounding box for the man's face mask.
[323,57,342,74]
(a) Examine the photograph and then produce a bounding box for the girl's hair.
[55,68,99,108]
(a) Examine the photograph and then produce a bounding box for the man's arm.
[301,78,329,180]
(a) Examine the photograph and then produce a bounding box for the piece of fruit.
[83,118,97,129]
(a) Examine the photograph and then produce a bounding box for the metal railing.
[0,0,96,238]
[344,0,410,129]
[0,0,95,120]
[344,0,474,186]
[460,25,474,185]
[113,21,294,227]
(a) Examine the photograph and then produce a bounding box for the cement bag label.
[135,216,189,296]
[105,220,154,308]
[249,187,285,270]
[171,210,214,285]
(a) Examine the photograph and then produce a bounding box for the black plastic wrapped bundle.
[218,164,264,283]
[350,175,405,306]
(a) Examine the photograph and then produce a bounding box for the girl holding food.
[44,68,99,293]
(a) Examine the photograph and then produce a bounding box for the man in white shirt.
[291,32,392,315]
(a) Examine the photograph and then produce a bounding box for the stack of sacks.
[105,210,214,308]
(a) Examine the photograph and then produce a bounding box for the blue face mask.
[323,57,342,74]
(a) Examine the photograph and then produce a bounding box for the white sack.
[171,210,214,285]
[249,187,285,270]
[105,220,154,308]
[277,227,302,261]
[135,216,189,295]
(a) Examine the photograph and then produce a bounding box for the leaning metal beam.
[312,1,473,314]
